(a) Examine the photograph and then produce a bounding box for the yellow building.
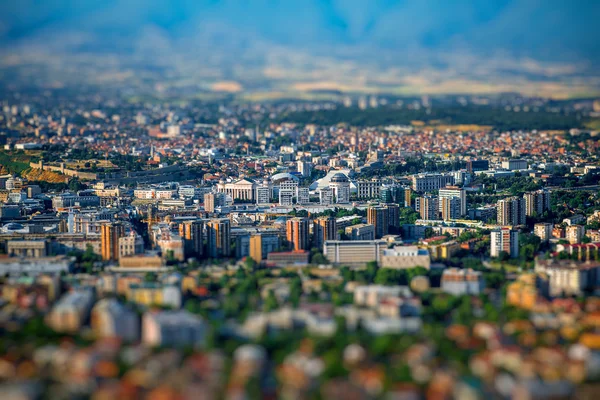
[507,274,538,310]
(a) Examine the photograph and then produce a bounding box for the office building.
[466,160,490,173]
[313,216,337,250]
[385,203,400,233]
[330,173,350,204]
[101,222,126,261]
[297,187,310,205]
[297,160,312,177]
[491,228,519,258]
[380,246,431,269]
[319,187,333,205]
[206,219,231,258]
[367,206,389,238]
[179,220,204,258]
[357,179,381,199]
[255,180,273,204]
[412,173,455,192]
[279,189,294,206]
[502,159,528,170]
[286,217,310,251]
[497,197,526,226]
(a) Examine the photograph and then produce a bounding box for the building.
[466,160,490,173]
[345,223,375,241]
[357,179,381,199]
[313,216,337,250]
[329,173,350,204]
[6,239,48,257]
[502,159,528,170]
[286,217,310,251]
[438,186,466,217]
[128,283,182,308]
[297,160,312,177]
[217,178,256,202]
[249,233,280,261]
[101,222,126,261]
[354,285,412,307]
[319,187,334,205]
[206,219,231,258]
[491,228,519,258]
[566,225,585,244]
[535,258,600,297]
[91,298,139,342]
[255,180,273,204]
[417,195,439,221]
[297,187,310,205]
[279,189,294,206]
[118,233,144,258]
[534,223,553,242]
[204,192,226,213]
[380,246,431,269]
[266,250,310,266]
[497,197,526,226]
[441,268,485,295]
[441,197,462,221]
[0,256,73,276]
[142,310,207,347]
[524,190,551,217]
[179,220,204,258]
[323,240,388,266]
[385,203,400,233]
[367,206,389,238]
[468,206,497,222]
[46,289,94,333]
[412,173,455,192]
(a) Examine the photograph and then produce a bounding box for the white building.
[412,173,455,192]
[297,187,310,205]
[491,228,519,258]
[438,186,466,217]
[441,268,485,295]
[91,298,139,342]
[142,310,206,347]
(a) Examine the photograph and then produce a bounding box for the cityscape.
[1,1,600,399]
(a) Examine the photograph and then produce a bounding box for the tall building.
[319,187,334,205]
[204,192,225,213]
[297,187,310,205]
[404,187,412,208]
[441,197,462,221]
[179,220,204,258]
[249,233,280,262]
[497,197,526,226]
[286,217,311,251]
[534,223,553,242]
[206,219,231,258]
[255,180,273,204]
[279,189,294,206]
[438,186,466,217]
[357,179,381,199]
[417,196,439,221]
[385,204,400,234]
[101,222,126,261]
[297,160,313,177]
[313,216,337,250]
[367,207,389,238]
[524,190,551,217]
[491,228,519,258]
[566,225,585,244]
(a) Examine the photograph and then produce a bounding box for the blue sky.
[1,0,598,64]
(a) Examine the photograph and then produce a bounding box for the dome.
[4,223,24,231]
[271,172,299,184]
[330,173,348,183]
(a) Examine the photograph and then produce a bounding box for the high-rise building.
[313,216,337,250]
[319,187,333,205]
[297,161,313,177]
[249,233,280,262]
[385,204,400,234]
[438,186,466,217]
[367,207,389,238]
[255,179,273,204]
[441,197,462,221]
[417,196,439,221]
[491,228,519,258]
[297,187,310,205]
[524,190,551,217]
[534,223,553,242]
[204,192,225,213]
[206,219,230,258]
[279,189,294,206]
[404,187,412,208]
[497,197,526,226]
[179,220,204,258]
[286,217,311,251]
[101,222,126,261]
[566,225,585,244]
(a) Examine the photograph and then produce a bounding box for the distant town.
[0,91,600,399]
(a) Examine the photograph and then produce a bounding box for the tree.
[244,257,258,270]
[264,290,279,312]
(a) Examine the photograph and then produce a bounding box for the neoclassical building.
[217,178,257,202]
